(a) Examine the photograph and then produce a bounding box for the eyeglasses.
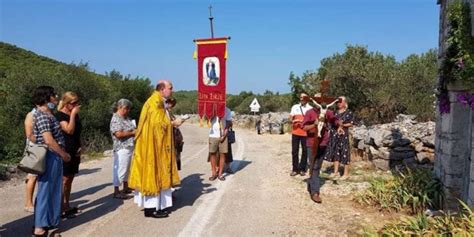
[69,101,79,106]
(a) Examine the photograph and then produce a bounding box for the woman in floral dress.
[324,96,353,180]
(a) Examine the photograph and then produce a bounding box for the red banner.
[194,37,228,119]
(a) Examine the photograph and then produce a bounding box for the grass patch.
[354,168,442,214]
[363,201,474,236]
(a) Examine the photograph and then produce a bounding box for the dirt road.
[0,123,388,236]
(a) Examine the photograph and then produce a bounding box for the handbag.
[227,128,236,144]
[17,142,48,175]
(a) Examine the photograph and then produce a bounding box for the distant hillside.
[0,42,153,162]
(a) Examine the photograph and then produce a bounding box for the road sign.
[249,98,260,112]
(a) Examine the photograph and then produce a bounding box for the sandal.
[61,209,76,219]
[32,229,48,237]
[66,206,80,214]
[218,175,225,181]
[209,175,217,181]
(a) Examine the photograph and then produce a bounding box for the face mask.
[47,102,56,110]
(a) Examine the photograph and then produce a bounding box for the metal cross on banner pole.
[208,5,214,38]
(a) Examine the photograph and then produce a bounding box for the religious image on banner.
[203,57,220,86]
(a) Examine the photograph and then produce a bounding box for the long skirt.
[35,151,63,229]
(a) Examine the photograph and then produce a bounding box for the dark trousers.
[291,134,307,172]
[308,146,326,195]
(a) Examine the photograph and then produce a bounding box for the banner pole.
[208,5,214,38]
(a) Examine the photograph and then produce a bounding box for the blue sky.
[1,0,439,94]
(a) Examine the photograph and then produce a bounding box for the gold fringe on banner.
[207,118,211,128]
[199,117,203,127]
[193,50,197,60]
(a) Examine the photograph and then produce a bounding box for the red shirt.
[302,108,338,147]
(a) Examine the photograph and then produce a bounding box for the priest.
[129,80,182,218]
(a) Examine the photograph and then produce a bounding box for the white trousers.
[134,189,173,210]
[113,148,133,187]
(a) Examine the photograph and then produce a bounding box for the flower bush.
[438,0,474,114]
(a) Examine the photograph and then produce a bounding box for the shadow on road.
[60,192,124,233]
[76,168,102,177]
[0,183,117,237]
[231,160,251,173]
[71,182,111,201]
[170,173,215,211]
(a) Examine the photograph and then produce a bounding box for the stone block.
[439,140,451,155]
[377,147,390,160]
[434,162,442,179]
[369,129,389,148]
[372,159,389,171]
[422,147,435,153]
[446,157,466,175]
[443,173,463,190]
[416,152,435,164]
[421,134,435,148]
[451,137,469,151]
[469,184,474,204]
[441,113,452,134]
[470,161,474,180]
[440,138,470,157]
[414,142,424,152]
[368,146,379,160]
[449,105,472,134]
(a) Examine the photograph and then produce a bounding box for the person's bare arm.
[60,106,80,134]
[42,131,70,162]
[171,118,183,127]
[113,130,135,139]
[24,112,35,143]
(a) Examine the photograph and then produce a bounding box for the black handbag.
[227,128,236,144]
[18,142,48,175]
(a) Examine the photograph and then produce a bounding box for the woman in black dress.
[57,91,82,217]
[324,96,353,179]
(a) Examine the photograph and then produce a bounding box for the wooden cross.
[313,79,338,104]
[308,79,338,178]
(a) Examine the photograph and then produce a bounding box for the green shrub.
[370,201,474,236]
[355,168,442,214]
[289,46,438,124]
